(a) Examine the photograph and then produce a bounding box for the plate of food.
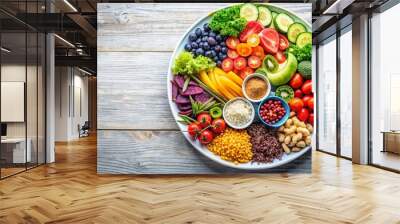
[167,3,313,170]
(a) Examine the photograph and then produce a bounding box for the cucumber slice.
[274,13,294,33]
[296,32,312,48]
[240,3,258,21]
[270,12,278,28]
[287,23,307,43]
[257,6,272,27]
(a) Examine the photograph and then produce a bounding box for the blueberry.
[191,49,196,55]
[196,48,204,56]
[203,23,210,32]
[205,50,212,57]
[213,56,219,62]
[209,32,216,37]
[196,38,201,43]
[208,37,216,46]
[216,35,222,42]
[184,43,192,51]
[191,42,198,49]
[199,42,204,48]
[189,33,197,41]
[211,50,217,57]
[221,47,228,53]
[215,45,221,53]
[217,61,222,67]
[195,28,202,36]
[220,42,226,47]
[203,32,209,37]
[202,36,208,42]
[218,52,225,58]
[203,43,210,50]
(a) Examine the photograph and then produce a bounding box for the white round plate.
[167,3,312,170]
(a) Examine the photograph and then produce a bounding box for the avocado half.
[262,53,298,86]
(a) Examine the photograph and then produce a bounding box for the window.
[370,3,400,171]
[339,27,352,158]
[317,35,337,154]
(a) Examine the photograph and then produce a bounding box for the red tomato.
[294,89,303,98]
[221,58,234,72]
[226,37,240,49]
[302,95,312,106]
[278,34,289,51]
[297,108,310,122]
[251,46,265,59]
[211,118,226,134]
[198,130,214,144]
[274,51,286,64]
[234,57,247,70]
[227,49,239,59]
[259,28,279,54]
[239,21,263,42]
[196,113,212,128]
[233,68,241,75]
[188,123,201,138]
[239,67,254,79]
[288,98,304,112]
[247,56,261,69]
[289,73,304,89]
[301,80,313,95]
[308,113,314,125]
[236,43,252,57]
[307,97,314,110]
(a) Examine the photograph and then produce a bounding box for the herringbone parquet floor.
[0,134,400,224]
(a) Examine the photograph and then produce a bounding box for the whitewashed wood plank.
[97,130,311,174]
[97,52,177,130]
[98,3,311,52]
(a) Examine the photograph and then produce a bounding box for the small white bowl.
[222,97,255,129]
[242,73,271,103]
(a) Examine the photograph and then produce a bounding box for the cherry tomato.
[302,95,312,106]
[247,56,261,69]
[278,34,289,51]
[227,49,239,59]
[198,130,214,145]
[259,28,279,54]
[233,57,247,70]
[289,73,304,89]
[288,97,304,112]
[297,108,310,122]
[308,113,314,125]
[247,33,260,47]
[226,37,240,49]
[239,21,263,42]
[307,97,314,110]
[233,68,241,75]
[188,123,201,138]
[221,58,234,72]
[239,67,254,79]
[301,80,313,95]
[274,51,286,64]
[236,43,252,57]
[251,45,265,59]
[211,118,226,134]
[294,89,303,98]
[197,113,212,128]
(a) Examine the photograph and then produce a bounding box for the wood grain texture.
[1,136,400,223]
[97,3,312,174]
[97,130,311,174]
[97,52,177,130]
[97,3,311,52]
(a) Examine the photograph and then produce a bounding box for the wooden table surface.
[97,3,312,174]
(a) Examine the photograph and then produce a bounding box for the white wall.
[54,67,89,141]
